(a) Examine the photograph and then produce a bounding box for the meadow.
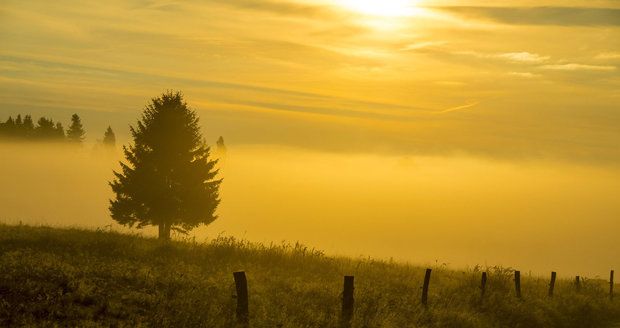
[0,224,618,327]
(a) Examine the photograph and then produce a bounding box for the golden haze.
[0,0,619,277]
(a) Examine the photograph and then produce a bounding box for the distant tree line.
[0,113,115,146]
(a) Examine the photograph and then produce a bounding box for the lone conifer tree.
[67,114,85,142]
[109,91,221,239]
[103,126,116,147]
[216,136,226,153]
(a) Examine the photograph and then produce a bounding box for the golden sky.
[1,0,619,162]
[1,1,620,274]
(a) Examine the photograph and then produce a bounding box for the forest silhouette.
[0,113,118,147]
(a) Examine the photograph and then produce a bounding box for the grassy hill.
[0,224,618,327]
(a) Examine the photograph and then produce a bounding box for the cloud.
[0,53,439,120]
[437,102,479,114]
[454,50,549,64]
[451,51,618,74]
[498,52,549,63]
[434,81,467,87]
[400,41,448,52]
[595,52,620,60]
[541,63,616,71]
[137,0,336,18]
[434,6,620,26]
[508,72,540,78]
[1,0,619,164]
[213,0,335,18]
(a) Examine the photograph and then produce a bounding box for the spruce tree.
[109,91,221,239]
[55,122,65,139]
[35,117,56,139]
[66,114,85,142]
[3,117,15,137]
[103,126,116,147]
[216,136,226,153]
[22,115,34,136]
[14,115,24,138]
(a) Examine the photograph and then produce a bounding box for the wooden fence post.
[341,276,354,328]
[549,271,556,297]
[233,271,249,327]
[514,271,521,298]
[421,269,432,306]
[611,270,615,300]
[480,272,487,298]
[575,276,581,291]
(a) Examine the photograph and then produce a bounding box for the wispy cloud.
[140,0,337,18]
[400,41,448,52]
[434,81,467,87]
[595,52,620,60]
[508,72,540,78]
[0,53,441,121]
[437,102,479,114]
[0,0,619,162]
[541,63,616,71]
[435,6,620,26]
[498,52,549,63]
[217,0,334,18]
[454,50,549,63]
[452,50,618,74]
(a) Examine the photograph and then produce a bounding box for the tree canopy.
[103,126,116,147]
[2,115,60,140]
[66,114,85,143]
[0,113,85,142]
[109,91,221,239]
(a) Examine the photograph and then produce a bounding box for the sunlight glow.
[336,0,422,17]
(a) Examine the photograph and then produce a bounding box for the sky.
[1,0,619,162]
[1,1,619,276]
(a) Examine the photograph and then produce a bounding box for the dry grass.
[0,224,618,327]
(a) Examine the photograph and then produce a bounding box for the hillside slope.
[0,224,618,327]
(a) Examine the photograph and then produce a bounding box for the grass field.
[0,224,618,327]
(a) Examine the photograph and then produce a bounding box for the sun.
[336,0,422,17]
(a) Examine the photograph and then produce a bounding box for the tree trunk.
[158,222,171,240]
[164,224,171,240]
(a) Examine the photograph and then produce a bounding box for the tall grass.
[0,224,618,327]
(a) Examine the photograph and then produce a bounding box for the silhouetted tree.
[66,114,85,142]
[0,114,65,140]
[35,117,58,139]
[1,117,15,137]
[109,91,221,239]
[216,136,226,153]
[103,126,116,147]
[22,115,34,138]
[23,115,34,129]
[13,115,26,138]
[55,122,65,139]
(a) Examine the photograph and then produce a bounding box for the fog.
[1,142,618,277]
